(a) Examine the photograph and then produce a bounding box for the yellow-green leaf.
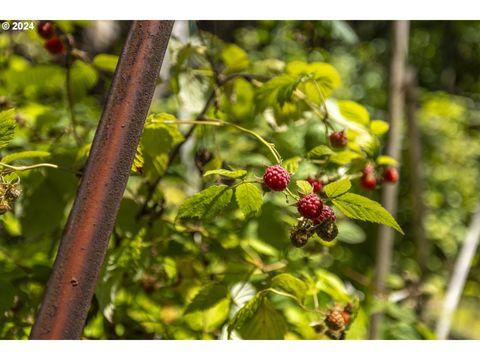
[324,178,351,198]
[338,100,370,126]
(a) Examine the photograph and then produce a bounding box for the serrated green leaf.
[296,180,313,195]
[332,193,404,234]
[1,150,50,164]
[0,109,16,150]
[204,169,247,179]
[282,156,301,174]
[235,183,263,218]
[177,185,233,221]
[92,54,119,73]
[228,293,287,340]
[324,178,351,198]
[370,120,390,136]
[376,155,399,166]
[184,284,228,314]
[256,75,302,109]
[338,100,370,125]
[307,145,334,159]
[271,273,308,304]
[330,150,363,165]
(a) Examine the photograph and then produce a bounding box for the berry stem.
[0,162,59,173]
[162,119,283,164]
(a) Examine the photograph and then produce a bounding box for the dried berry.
[316,218,338,242]
[325,309,345,331]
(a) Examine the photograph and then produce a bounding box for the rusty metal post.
[30,20,174,340]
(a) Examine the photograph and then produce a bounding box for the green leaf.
[92,54,119,73]
[177,185,233,221]
[332,193,404,234]
[329,150,363,165]
[221,44,250,73]
[1,150,50,164]
[282,156,302,174]
[184,284,229,315]
[235,183,263,218]
[370,120,390,136]
[324,178,351,198]
[315,269,350,301]
[337,100,370,125]
[296,180,313,195]
[0,109,16,150]
[271,273,308,304]
[256,75,302,109]
[286,61,341,98]
[307,145,334,159]
[70,60,98,98]
[228,293,287,340]
[0,279,16,314]
[204,169,247,179]
[376,155,399,166]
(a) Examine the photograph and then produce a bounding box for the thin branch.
[65,34,82,146]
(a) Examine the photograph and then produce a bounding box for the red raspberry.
[45,37,65,55]
[383,167,399,183]
[37,21,55,39]
[263,165,290,191]
[314,205,336,224]
[361,172,377,190]
[297,194,323,219]
[306,177,323,193]
[329,130,348,148]
[325,309,345,331]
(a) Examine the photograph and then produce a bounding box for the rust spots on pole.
[30,20,174,340]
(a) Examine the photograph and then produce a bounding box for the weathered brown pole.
[30,20,174,340]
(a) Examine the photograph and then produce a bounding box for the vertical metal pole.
[30,20,174,340]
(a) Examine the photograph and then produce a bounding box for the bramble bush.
[0,21,408,340]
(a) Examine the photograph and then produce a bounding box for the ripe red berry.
[325,309,345,331]
[44,37,64,55]
[306,177,323,193]
[361,172,377,190]
[329,130,348,148]
[37,21,55,39]
[297,194,323,219]
[263,165,291,191]
[314,205,336,224]
[383,167,399,183]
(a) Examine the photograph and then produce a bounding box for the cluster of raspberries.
[263,165,338,246]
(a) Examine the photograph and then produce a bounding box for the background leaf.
[235,183,263,218]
